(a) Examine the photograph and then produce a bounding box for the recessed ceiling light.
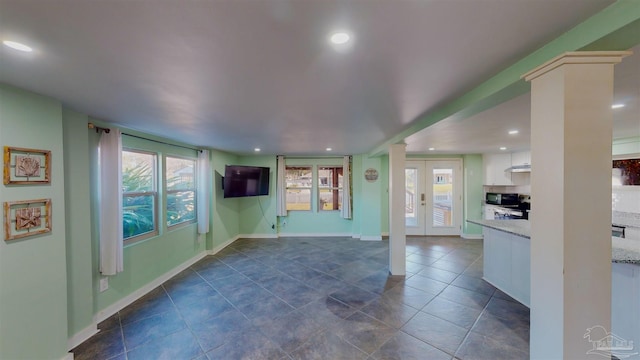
[3,40,32,52]
[508,130,519,135]
[329,32,350,45]
[326,147,332,152]
[428,147,435,151]
[500,147,507,151]
[611,104,625,109]
[254,148,261,152]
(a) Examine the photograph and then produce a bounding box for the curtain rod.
[88,123,200,152]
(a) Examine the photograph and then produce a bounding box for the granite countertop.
[467,219,531,238]
[467,219,640,265]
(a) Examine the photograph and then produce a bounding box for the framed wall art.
[3,146,51,185]
[4,198,52,241]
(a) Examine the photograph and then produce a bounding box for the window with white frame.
[166,156,196,227]
[318,166,343,211]
[285,166,312,211]
[122,150,158,241]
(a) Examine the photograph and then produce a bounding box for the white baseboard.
[61,352,74,360]
[67,323,99,351]
[238,233,278,239]
[461,233,483,240]
[360,235,382,241]
[95,251,208,323]
[277,232,354,238]
[208,236,239,255]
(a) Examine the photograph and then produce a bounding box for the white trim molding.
[95,251,207,323]
[67,323,99,351]
[238,233,278,239]
[278,232,354,238]
[208,236,239,255]
[61,353,74,360]
[360,235,383,241]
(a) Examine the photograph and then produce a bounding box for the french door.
[405,160,463,236]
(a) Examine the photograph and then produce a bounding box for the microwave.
[486,192,519,206]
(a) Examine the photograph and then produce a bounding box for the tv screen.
[223,165,270,198]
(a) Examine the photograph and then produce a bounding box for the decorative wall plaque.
[3,146,51,185]
[4,199,51,241]
[364,168,379,182]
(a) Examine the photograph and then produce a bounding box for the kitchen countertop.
[467,219,530,238]
[467,219,640,265]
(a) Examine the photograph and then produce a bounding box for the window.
[285,166,312,211]
[166,156,196,227]
[122,150,157,241]
[318,166,343,211]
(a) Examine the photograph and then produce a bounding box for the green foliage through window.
[166,157,196,227]
[122,150,157,240]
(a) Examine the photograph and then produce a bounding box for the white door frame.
[405,159,463,236]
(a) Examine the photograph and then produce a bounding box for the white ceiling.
[0,0,625,156]
[405,43,640,155]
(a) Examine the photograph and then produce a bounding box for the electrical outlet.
[99,277,109,292]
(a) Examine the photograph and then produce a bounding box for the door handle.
[421,193,425,205]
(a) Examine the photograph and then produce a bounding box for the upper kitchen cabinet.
[511,151,531,167]
[484,151,532,186]
[484,153,513,185]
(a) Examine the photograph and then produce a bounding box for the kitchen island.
[468,219,640,349]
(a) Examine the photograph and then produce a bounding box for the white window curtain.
[99,128,124,275]
[341,155,352,219]
[197,149,211,234]
[276,155,287,217]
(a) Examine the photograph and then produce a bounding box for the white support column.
[389,143,406,275]
[523,51,631,360]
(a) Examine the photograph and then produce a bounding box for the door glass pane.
[405,168,418,226]
[432,168,453,227]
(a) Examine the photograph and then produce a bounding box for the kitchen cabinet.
[612,263,640,349]
[511,151,531,166]
[483,153,512,185]
[482,226,530,307]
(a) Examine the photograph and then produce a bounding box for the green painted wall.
[277,157,356,236]
[359,155,383,239]
[463,154,483,236]
[62,109,95,339]
[209,149,240,249]
[0,84,69,359]
[237,156,278,236]
[86,125,206,313]
[380,155,389,234]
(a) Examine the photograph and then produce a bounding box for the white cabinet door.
[483,153,512,185]
[483,227,511,290]
[511,235,531,307]
[511,151,531,166]
[612,263,640,349]
[483,228,499,284]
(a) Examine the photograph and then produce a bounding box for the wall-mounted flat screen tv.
[223,165,270,198]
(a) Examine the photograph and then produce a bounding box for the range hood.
[506,164,531,173]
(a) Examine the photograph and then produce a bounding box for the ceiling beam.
[368,0,640,157]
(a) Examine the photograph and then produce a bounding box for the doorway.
[405,159,463,235]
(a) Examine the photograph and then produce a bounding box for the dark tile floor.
[73,236,530,360]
